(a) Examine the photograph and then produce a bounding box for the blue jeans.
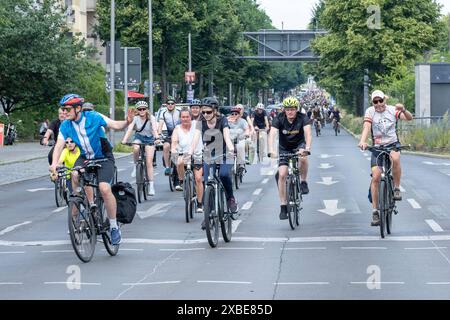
[203,163,234,200]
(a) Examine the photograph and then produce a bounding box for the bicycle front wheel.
[219,189,232,242]
[378,180,387,238]
[286,177,298,230]
[204,186,219,248]
[68,199,96,262]
[98,198,120,256]
[184,173,193,223]
[386,179,394,235]
[55,180,65,207]
[136,163,144,203]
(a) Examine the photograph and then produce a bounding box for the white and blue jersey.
[59,111,110,160]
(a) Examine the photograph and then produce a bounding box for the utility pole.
[123,47,128,120]
[363,68,369,114]
[148,0,154,115]
[188,33,193,102]
[109,0,115,144]
[229,83,232,106]
[208,70,213,96]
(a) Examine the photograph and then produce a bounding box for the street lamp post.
[148,0,154,115]
[109,0,115,144]
[188,33,192,102]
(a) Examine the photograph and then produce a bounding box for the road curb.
[0,153,131,187]
[0,156,47,167]
[340,124,450,159]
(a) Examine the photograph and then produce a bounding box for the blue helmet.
[190,99,201,107]
[59,94,84,107]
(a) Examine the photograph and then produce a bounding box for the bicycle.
[68,159,120,262]
[54,166,70,207]
[333,119,340,136]
[203,154,233,248]
[279,151,310,230]
[255,128,267,163]
[3,113,17,145]
[124,142,150,203]
[231,138,246,190]
[181,154,197,223]
[313,119,321,137]
[366,144,409,238]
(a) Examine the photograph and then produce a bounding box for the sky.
[257,0,450,30]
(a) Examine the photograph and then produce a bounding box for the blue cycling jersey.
[58,111,109,160]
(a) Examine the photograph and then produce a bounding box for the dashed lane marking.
[52,206,67,213]
[283,247,327,250]
[122,281,180,286]
[274,282,329,285]
[218,247,264,250]
[399,185,406,192]
[40,250,72,253]
[253,188,262,195]
[404,247,447,250]
[425,219,444,232]
[0,251,25,254]
[0,221,32,236]
[426,282,450,285]
[407,199,422,209]
[159,248,204,251]
[26,188,53,193]
[0,283,23,285]
[341,247,387,250]
[197,281,252,284]
[350,282,404,285]
[232,220,242,233]
[241,202,253,210]
[44,282,101,286]
[261,178,269,184]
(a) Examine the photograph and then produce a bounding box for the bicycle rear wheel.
[55,180,65,207]
[184,173,193,223]
[386,179,394,235]
[136,163,144,203]
[98,198,119,256]
[286,176,298,230]
[204,186,219,248]
[378,180,387,238]
[143,163,148,201]
[219,189,232,242]
[68,199,96,262]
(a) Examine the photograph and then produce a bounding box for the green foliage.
[113,143,132,153]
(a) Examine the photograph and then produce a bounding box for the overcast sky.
[257,0,450,30]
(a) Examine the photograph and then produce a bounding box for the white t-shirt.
[364,105,401,146]
[176,120,203,160]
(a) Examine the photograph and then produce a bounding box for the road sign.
[105,41,141,90]
[185,71,195,83]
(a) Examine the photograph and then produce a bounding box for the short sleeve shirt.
[132,115,155,137]
[272,112,310,150]
[364,105,400,146]
[252,110,268,129]
[196,116,230,156]
[228,118,248,141]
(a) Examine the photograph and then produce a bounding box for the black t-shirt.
[48,119,61,140]
[196,116,229,157]
[242,112,249,121]
[252,110,268,129]
[272,112,310,150]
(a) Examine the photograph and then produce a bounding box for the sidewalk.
[0,142,49,165]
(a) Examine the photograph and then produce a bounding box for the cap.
[371,90,385,101]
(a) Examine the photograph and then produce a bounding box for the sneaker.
[175,184,183,191]
[371,211,380,226]
[148,185,155,196]
[393,188,402,201]
[164,167,172,176]
[196,204,203,214]
[131,166,136,178]
[201,219,206,230]
[300,181,309,195]
[110,228,121,245]
[228,197,238,214]
[279,205,288,220]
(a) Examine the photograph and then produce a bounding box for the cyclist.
[227,104,250,166]
[190,99,203,121]
[251,103,270,159]
[50,93,133,245]
[42,108,66,165]
[53,137,81,193]
[82,102,95,112]
[158,97,181,178]
[171,108,204,211]
[240,106,254,164]
[121,100,158,196]
[330,107,341,133]
[268,97,312,220]
[191,97,237,228]
[311,103,323,134]
[359,90,413,226]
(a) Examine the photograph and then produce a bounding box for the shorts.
[133,133,155,145]
[370,142,400,169]
[278,143,306,167]
[74,156,116,185]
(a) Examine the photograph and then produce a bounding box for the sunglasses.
[373,99,384,105]
[231,112,239,116]
[61,107,73,112]
[137,108,146,111]
[65,140,74,144]
[202,110,214,115]
[167,102,175,105]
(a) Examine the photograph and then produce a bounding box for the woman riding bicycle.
[121,100,159,196]
[227,104,250,167]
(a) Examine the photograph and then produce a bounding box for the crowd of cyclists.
[46,86,412,249]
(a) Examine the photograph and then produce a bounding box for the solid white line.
[425,219,444,232]
[27,188,53,192]
[241,201,253,210]
[101,248,144,252]
[52,206,67,213]
[41,250,73,253]
[253,188,262,195]
[341,247,387,250]
[283,247,327,250]
[350,282,404,285]
[218,247,264,250]
[122,281,180,286]
[407,198,422,209]
[427,282,450,285]
[197,281,252,284]
[0,221,32,236]
[0,251,25,254]
[261,178,269,184]
[159,248,205,251]
[232,220,242,233]
[0,282,23,285]
[44,282,101,286]
[404,247,447,250]
[275,282,329,285]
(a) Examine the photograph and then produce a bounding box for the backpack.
[111,182,137,224]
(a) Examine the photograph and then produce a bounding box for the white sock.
[109,218,118,230]
[150,181,154,188]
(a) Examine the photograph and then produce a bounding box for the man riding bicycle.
[50,93,133,245]
[158,97,181,178]
[268,97,312,220]
[330,107,341,133]
[311,103,323,133]
[359,90,413,226]
[251,103,270,159]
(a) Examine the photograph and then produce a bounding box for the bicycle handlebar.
[366,144,410,153]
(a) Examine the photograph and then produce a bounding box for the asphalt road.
[1,125,450,300]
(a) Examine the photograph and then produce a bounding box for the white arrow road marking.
[318,200,345,216]
[318,163,334,169]
[407,199,421,209]
[253,188,262,195]
[425,219,444,232]
[232,220,242,233]
[27,188,53,192]
[319,154,343,159]
[52,206,67,213]
[241,202,253,210]
[316,177,339,186]
[0,221,32,236]
[137,203,171,219]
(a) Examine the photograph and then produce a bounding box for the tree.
[0,0,87,114]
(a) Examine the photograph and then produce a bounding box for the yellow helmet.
[282,96,299,108]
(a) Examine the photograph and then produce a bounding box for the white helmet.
[256,103,265,109]
[135,100,148,109]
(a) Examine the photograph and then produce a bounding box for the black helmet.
[190,99,201,107]
[201,97,219,108]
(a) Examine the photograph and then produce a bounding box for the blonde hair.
[134,108,150,120]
